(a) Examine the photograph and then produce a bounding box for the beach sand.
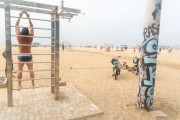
[0,46,180,120]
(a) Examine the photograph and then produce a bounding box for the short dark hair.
[21,27,29,36]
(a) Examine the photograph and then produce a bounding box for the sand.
[0,46,180,120]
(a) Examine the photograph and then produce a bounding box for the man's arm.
[2,51,6,59]
[15,12,23,35]
[28,18,34,36]
[25,12,34,36]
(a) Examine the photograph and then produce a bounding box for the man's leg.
[5,65,7,77]
[26,60,35,87]
[17,61,24,90]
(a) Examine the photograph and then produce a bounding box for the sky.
[0,0,180,47]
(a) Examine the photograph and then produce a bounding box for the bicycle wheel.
[114,68,118,80]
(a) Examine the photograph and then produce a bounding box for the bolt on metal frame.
[0,0,60,107]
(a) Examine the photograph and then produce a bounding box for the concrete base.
[150,110,168,120]
[0,84,103,120]
[0,77,7,88]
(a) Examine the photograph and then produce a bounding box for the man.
[16,11,35,90]
[62,43,65,51]
[2,49,14,77]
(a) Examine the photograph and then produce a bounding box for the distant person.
[62,43,65,51]
[134,47,136,53]
[107,47,110,52]
[16,11,35,90]
[168,47,173,53]
[2,49,14,77]
[159,47,161,53]
[116,46,118,50]
[139,46,141,53]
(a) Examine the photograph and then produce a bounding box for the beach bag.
[111,58,119,65]
[133,57,139,64]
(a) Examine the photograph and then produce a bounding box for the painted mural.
[137,0,162,110]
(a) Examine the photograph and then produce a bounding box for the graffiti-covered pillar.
[137,0,162,110]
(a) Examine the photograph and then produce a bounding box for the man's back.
[17,35,33,53]
[16,11,34,54]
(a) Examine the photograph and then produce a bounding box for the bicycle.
[132,56,140,75]
[111,56,122,80]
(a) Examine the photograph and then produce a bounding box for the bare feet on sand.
[32,84,35,89]
[17,86,22,91]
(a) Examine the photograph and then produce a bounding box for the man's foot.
[32,85,35,89]
[17,86,22,91]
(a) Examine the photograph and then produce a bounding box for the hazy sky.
[0,0,180,46]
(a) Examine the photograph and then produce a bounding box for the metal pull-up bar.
[58,0,84,22]
[0,0,61,107]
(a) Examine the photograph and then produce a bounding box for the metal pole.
[54,7,60,100]
[11,16,55,22]
[137,0,162,110]
[0,0,55,10]
[4,1,13,107]
[51,12,55,93]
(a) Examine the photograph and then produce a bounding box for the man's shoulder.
[18,36,33,41]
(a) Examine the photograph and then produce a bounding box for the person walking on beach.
[62,43,65,51]
[139,46,141,54]
[159,47,161,53]
[134,47,136,53]
[2,49,14,77]
[16,11,35,90]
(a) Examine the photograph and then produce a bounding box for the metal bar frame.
[1,0,60,106]
[0,1,56,15]
[4,1,13,107]
[51,11,55,93]
[11,25,54,31]
[12,69,55,73]
[12,53,55,55]
[13,77,55,81]
[11,16,55,22]
[10,5,54,14]
[12,61,55,64]
[0,3,3,8]
[12,44,55,47]
[11,35,54,39]
[0,0,55,10]
[54,7,60,100]
[13,85,54,90]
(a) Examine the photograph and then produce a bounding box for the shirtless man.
[15,11,35,89]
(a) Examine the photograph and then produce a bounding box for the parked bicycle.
[132,56,140,75]
[111,56,122,80]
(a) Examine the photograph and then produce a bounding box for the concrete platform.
[150,110,168,120]
[0,84,103,120]
[0,77,7,88]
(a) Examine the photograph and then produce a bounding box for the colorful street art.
[137,0,162,110]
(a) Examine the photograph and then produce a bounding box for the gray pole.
[51,12,55,93]
[54,7,60,100]
[137,0,162,110]
[4,1,13,107]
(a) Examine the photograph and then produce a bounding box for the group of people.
[2,11,35,90]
